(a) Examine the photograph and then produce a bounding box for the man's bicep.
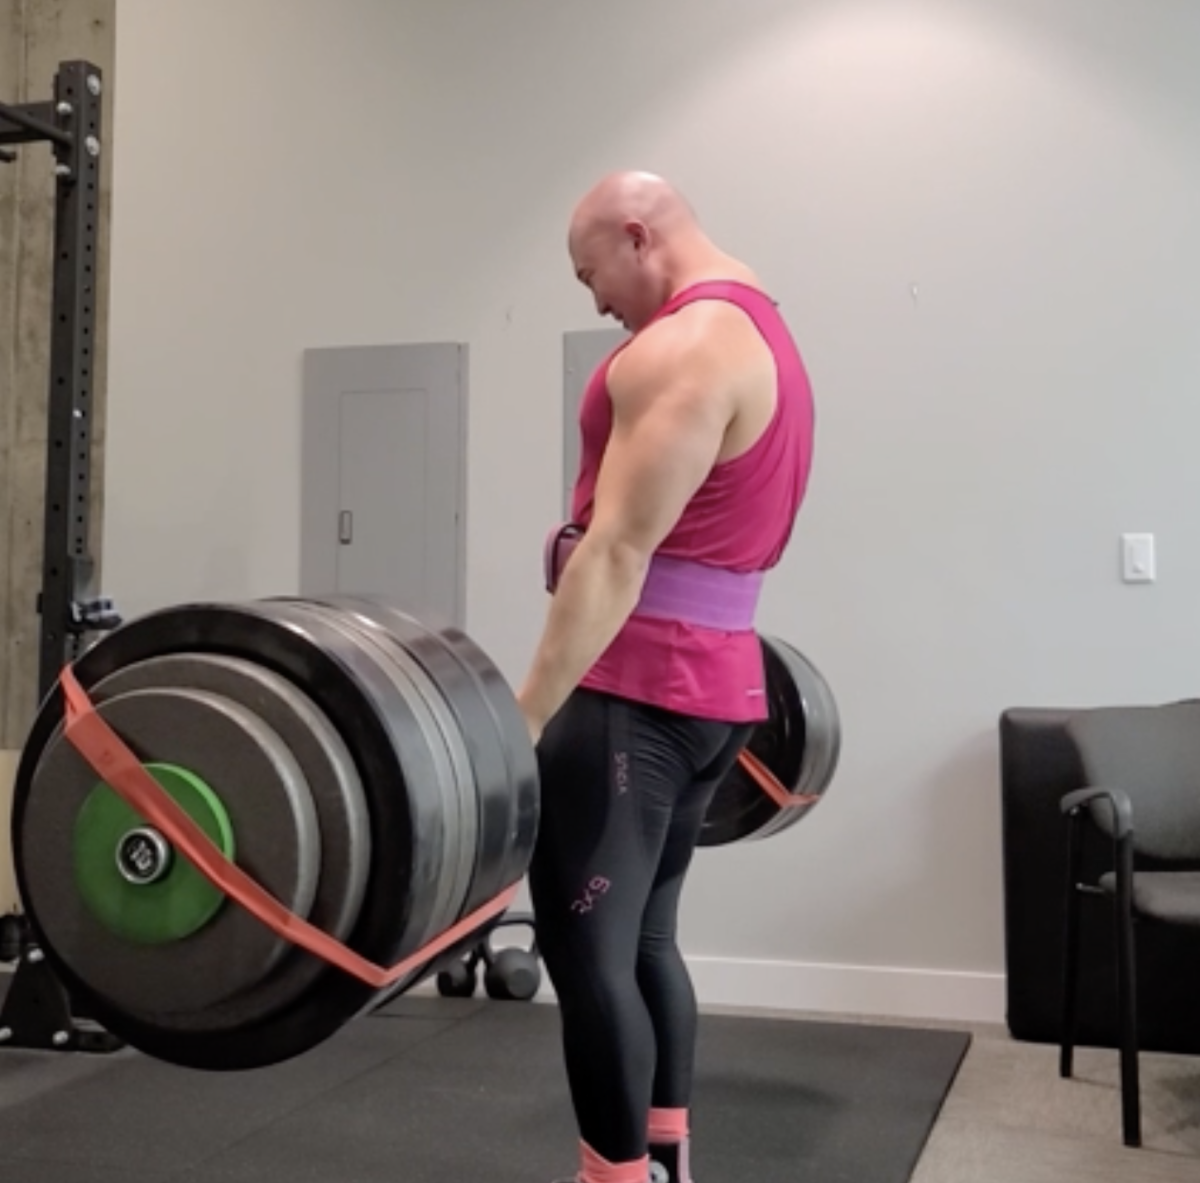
[587,373,728,557]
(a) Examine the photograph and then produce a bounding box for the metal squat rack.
[0,59,124,1055]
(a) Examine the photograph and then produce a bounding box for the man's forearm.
[517,536,648,732]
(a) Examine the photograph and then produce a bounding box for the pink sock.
[648,1110,692,1183]
[578,1140,651,1183]
[648,1107,689,1143]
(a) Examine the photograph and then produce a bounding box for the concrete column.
[1,0,115,910]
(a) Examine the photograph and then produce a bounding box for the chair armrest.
[1060,786,1134,840]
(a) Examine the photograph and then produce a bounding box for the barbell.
[11,595,839,1071]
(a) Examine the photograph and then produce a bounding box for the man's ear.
[624,219,649,253]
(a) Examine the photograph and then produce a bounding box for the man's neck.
[665,246,759,299]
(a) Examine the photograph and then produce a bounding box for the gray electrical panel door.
[301,343,467,629]
[562,328,628,515]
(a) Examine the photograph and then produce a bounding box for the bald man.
[516,172,815,1183]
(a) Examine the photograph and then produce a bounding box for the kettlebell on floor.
[436,912,541,1002]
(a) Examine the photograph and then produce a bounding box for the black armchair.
[1059,702,1200,1149]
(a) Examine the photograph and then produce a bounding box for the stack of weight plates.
[698,636,841,846]
[11,597,539,1071]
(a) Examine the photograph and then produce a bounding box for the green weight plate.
[698,636,842,847]
[74,762,234,944]
[85,653,371,1034]
[20,685,322,1019]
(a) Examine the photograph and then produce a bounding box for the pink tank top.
[569,280,814,723]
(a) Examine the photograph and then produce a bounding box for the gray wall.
[0,0,115,910]
[12,0,1197,1017]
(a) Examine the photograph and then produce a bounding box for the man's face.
[571,221,660,333]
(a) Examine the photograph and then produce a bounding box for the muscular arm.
[517,316,734,738]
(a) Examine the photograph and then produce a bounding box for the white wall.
[102,0,1200,1022]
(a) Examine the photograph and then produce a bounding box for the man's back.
[571,279,814,723]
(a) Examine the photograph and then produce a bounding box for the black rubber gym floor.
[0,993,970,1182]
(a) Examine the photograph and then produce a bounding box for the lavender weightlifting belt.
[543,523,762,632]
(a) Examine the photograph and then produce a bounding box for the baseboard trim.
[682,955,1005,1025]
[412,954,1005,1026]
[1,956,1004,1027]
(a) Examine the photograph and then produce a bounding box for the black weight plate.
[12,602,425,1070]
[87,653,371,1032]
[756,639,842,842]
[301,602,479,943]
[266,599,469,955]
[20,686,321,1018]
[428,619,539,904]
[384,605,540,904]
[697,637,841,847]
[301,597,539,1004]
[320,596,538,922]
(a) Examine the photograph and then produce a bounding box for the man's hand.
[515,307,736,731]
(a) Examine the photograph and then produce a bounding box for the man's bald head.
[568,171,698,253]
[567,171,711,332]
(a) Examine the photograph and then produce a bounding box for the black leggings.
[528,688,754,1164]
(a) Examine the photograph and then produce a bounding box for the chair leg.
[1060,818,1085,1078]
[1113,836,1141,1149]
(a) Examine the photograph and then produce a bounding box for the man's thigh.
[529,690,734,964]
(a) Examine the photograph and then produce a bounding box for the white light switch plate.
[1121,533,1156,583]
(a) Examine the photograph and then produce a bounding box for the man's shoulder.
[607,317,709,410]
[618,300,739,376]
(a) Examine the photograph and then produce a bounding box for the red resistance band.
[736,749,820,810]
[58,665,518,990]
